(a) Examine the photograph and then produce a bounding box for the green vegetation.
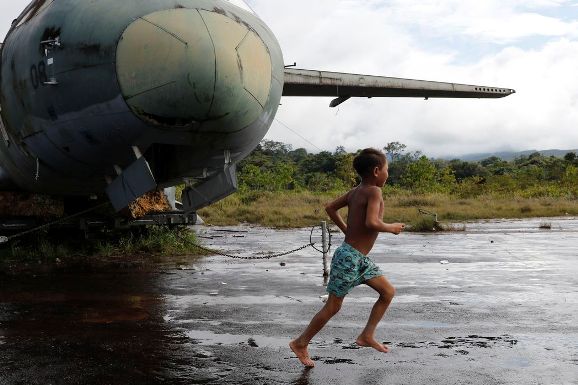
[199,140,578,229]
[3,226,205,264]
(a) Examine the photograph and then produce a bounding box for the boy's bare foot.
[290,340,315,367]
[355,336,390,353]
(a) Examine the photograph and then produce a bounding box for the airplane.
[0,0,514,227]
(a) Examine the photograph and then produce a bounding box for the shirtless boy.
[290,148,405,367]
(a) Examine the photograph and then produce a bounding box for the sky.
[3,0,578,157]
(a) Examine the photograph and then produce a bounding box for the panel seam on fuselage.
[138,16,188,46]
[197,10,218,121]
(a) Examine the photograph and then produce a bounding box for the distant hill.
[445,149,578,162]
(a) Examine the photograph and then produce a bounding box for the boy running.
[290,148,405,367]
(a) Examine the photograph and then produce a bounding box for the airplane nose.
[116,8,272,131]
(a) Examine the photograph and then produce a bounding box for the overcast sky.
[3,1,578,157]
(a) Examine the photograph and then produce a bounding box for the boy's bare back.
[326,184,404,256]
[344,185,383,255]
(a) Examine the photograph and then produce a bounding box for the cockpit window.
[225,0,256,14]
[14,0,54,28]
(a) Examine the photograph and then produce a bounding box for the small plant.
[406,216,465,232]
[539,222,552,230]
[407,216,443,232]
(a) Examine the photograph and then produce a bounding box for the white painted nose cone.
[116,8,272,131]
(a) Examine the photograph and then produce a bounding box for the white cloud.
[251,0,578,156]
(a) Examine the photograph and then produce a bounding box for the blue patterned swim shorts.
[326,242,384,298]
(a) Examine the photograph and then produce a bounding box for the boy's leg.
[290,294,344,367]
[356,276,395,353]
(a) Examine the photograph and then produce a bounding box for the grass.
[199,190,578,230]
[2,226,206,266]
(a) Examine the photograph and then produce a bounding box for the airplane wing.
[283,68,515,107]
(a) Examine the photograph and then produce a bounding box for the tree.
[288,148,308,163]
[436,166,457,193]
[306,172,341,192]
[334,146,347,156]
[564,152,577,163]
[480,156,512,176]
[335,152,357,187]
[260,140,292,155]
[383,142,407,162]
[448,159,487,181]
[400,156,437,192]
[299,151,337,175]
[562,165,578,186]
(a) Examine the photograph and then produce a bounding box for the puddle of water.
[401,320,453,329]
[186,329,288,348]
[165,294,309,306]
[502,356,532,368]
[81,307,150,324]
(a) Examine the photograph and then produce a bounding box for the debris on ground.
[128,191,172,219]
[0,192,64,218]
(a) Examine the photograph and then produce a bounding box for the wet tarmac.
[1,218,578,384]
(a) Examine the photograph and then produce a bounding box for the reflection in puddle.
[82,307,151,324]
[502,356,532,368]
[401,320,453,329]
[186,329,288,348]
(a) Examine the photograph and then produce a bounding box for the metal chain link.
[1,202,110,244]
[185,225,332,260]
[310,224,333,254]
[190,241,315,260]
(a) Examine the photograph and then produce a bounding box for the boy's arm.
[365,187,405,235]
[325,192,349,234]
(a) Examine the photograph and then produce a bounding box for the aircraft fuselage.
[0,0,284,198]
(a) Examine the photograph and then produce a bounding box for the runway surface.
[1,218,577,384]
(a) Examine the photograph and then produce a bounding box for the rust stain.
[20,0,49,28]
[232,14,252,30]
[212,7,227,16]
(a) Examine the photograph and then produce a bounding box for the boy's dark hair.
[353,148,387,178]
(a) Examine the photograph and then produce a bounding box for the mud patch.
[385,335,517,352]
[440,335,518,349]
